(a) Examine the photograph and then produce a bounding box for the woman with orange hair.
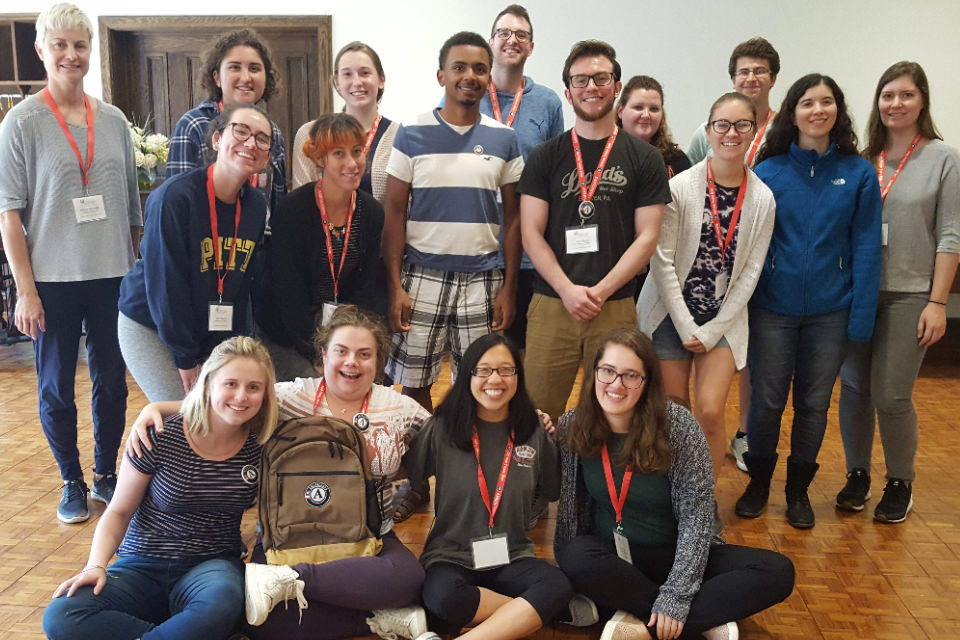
[258,113,387,380]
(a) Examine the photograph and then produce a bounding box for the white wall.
[14,0,960,147]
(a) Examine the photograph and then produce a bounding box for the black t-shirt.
[519,129,671,300]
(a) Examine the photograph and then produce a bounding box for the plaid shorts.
[385,264,503,387]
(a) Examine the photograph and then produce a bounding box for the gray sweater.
[554,402,716,622]
[878,139,960,292]
[0,94,141,282]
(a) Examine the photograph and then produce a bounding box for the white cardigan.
[637,159,775,369]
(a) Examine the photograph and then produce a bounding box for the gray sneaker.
[57,480,89,524]
[92,473,118,505]
[729,432,748,472]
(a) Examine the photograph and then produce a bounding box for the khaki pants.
[523,294,637,420]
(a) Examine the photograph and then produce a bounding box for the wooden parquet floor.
[1,339,959,639]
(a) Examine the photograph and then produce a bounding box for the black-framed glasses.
[595,365,647,389]
[493,28,531,42]
[568,72,615,89]
[472,366,519,378]
[734,67,771,78]
[226,122,272,150]
[710,119,756,134]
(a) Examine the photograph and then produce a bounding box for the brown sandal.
[393,487,429,523]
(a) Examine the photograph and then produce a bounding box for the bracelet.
[928,299,948,306]
[81,564,105,573]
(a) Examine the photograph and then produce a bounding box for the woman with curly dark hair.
[616,76,691,178]
[736,74,883,529]
[555,328,794,640]
[166,29,286,213]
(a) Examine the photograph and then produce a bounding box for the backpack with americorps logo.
[258,414,383,565]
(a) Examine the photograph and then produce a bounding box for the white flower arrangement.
[128,121,169,170]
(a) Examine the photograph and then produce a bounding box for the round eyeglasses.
[493,28,531,42]
[226,122,272,150]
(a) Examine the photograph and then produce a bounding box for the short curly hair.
[201,29,280,103]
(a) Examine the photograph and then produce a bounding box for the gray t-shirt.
[0,95,141,282]
[878,139,960,292]
[404,415,559,570]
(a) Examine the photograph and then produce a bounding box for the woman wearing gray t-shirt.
[0,3,141,525]
[837,61,960,524]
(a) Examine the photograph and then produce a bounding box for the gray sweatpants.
[117,312,186,402]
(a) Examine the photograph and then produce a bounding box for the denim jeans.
[746,307,849,462]
[43,554,244,640]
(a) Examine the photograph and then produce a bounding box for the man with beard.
[519,40,669,422]
[482,5,564,353]
[382,31,523,412]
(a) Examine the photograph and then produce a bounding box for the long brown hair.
[862,61,942,162]
[616,75,684,159]
[566,328,671,472]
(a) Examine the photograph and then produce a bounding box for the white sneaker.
[366,605,428,640]
[729,432,748,472]
[600,610,650,640]
[560,593,599,626]
[244,562,308,626]
[703,621,739,640]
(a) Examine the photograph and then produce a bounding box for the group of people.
[0,1,957,639]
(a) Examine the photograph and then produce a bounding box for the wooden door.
[99,16,332,184]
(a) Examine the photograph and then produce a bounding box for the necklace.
[328,222,347,239]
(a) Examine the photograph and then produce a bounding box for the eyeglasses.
[226,122,272,150]
[734,67,771,78]
[595,365,647,389]
[710,119,756,134]
[493,28,531,42]
[568,72,615,89]
[472,366,519,378]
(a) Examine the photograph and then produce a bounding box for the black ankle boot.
[785,455,819,529]
[735,453,778,518]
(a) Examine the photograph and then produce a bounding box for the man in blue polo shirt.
[382,31,523,411]
[482,4,564,351]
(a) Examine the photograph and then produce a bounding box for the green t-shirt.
[580,435,678,546]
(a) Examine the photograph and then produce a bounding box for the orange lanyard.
[206,165,242,302]
[571,127,618,219]
[312,379,371,416]
[705,159,748,264]
[363,114,382,156]
[746,109,773,167]
[314,182,357,302]
[43,87,94,191]
[878,133,922,203]
[601,443,632,530]
[488,80,524,127]
[472,427,515,530]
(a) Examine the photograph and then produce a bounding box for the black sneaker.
[57,480,89,524]
[836,468,871,511]
[874,479,913,524]
[92,473,118,505]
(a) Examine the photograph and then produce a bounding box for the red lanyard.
[878,133,922,202]
[667,165,675,179]
[363,114,382,156]
[314,182,357,302]
[206,165,242,302]
[488,80,524,127]
[571,127,619,207]
[601,443,633,528]
[746,109,773,167]
[472,427,515,530]
[312,378,371,416]
[706,159,748,264]
[43,87,95,190]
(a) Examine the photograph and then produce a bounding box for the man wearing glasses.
[519,40,670,424]
[484,5,565,354]
[686,37,781,167]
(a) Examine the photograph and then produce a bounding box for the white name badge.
[565,225,599,254]
[72,195,107,223]
[321,302,339,326]
[614,530,633,564]
[472,534,510,569]
[208,303,234,332]
[715,271,728,299]
[881,223,889,246]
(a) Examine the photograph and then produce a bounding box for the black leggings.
[557,535,794,636]
[422,557,573,634]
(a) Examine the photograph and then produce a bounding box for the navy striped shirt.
[118,414,262,559]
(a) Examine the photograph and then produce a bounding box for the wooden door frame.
[97,15,333,114]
